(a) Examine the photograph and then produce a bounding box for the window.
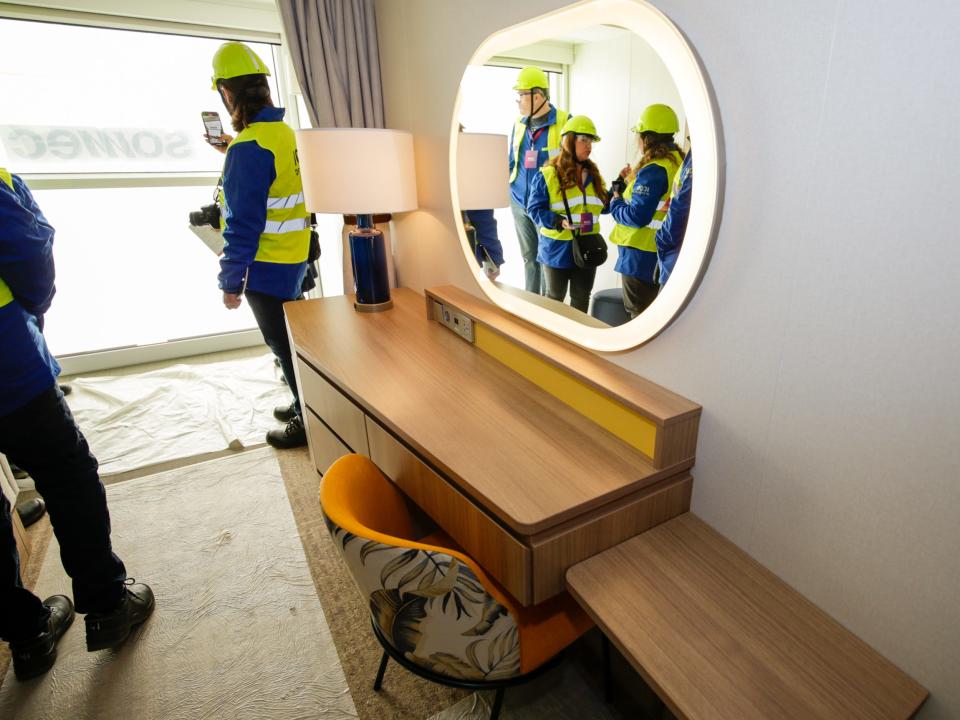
[0,17,284,359]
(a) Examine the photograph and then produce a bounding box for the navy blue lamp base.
[349,215,392,312]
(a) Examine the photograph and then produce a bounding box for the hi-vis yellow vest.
[609,152,682,252]
[220,121,310,264]
[538,165,604,242]
[0,168,14,307]
[509,109,570,183]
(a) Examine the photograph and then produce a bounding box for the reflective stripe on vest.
[0,170,15,306]
[538,165,604,242]
[508,109,570,184]
[609,152,682,252]
[223,122,310,265]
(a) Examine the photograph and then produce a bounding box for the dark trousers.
[0,386,126,642]
[622,275,660,318]
[543,265,597,313]
[510,200,544,295]
[246,290,301,415]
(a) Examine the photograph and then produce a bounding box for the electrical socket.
[433,301,475,343]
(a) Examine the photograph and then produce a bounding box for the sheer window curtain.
[277,0,385,128]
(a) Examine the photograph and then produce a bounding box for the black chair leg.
[489,687,505,720]
[373,650,389,691]
[602,634,614,703]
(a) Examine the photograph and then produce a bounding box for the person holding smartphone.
[209,41,310,449]
[525,116,609,313]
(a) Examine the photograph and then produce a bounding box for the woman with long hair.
[525,115,609,313]
[609,104,685,318]
[209,41,310,449]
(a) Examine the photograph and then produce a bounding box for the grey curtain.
[277,0,385,128]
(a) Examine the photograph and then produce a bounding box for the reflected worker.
[507,66,570,295]
[464,209,504,280]
[655,149,693,287]
[609,104,685,318]
[0,167,154,681]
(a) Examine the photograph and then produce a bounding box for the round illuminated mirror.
[451,0,722,352]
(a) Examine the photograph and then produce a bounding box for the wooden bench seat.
[566,513,927,720]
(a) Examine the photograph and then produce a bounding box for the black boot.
[266,415,307,449]
[16,498,46,528]
[273,401,297,423]
[9,595,75,681]
[85,581,155,651]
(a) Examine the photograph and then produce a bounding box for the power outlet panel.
[432,300,475,343]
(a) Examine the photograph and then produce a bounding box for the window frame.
[0,7,319,373]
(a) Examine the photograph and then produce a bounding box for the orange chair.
[320,454,594,719]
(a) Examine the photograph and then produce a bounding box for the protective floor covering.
[0,447,358,720]
[64,353,294,475]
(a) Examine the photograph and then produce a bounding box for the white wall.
[375,0,960,716]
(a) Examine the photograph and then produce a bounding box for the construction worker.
[209,41,310,449]
[656,149,693,286]
[507,66,570,295]
[609,104,685,318]
[525,116,610,313]
[0,168,154,681]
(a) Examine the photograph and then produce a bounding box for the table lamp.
[296,128,418,312]
[456,133,509,274]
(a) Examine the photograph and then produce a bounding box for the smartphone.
[202,111,226,146]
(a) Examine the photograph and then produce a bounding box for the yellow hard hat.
[513,66,549,91]
[631,104,679,134]
[561,115,601,142]
[211,42,271,90]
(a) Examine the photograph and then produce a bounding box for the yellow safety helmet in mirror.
[513,66,549,92]
[211,41,271,90]
[561,115,601,142]
[631,104,679,134]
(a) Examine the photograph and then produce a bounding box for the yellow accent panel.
[474,325,657,459]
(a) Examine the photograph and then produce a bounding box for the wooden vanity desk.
[286,286,701,606]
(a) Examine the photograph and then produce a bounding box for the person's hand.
[205,134,233,154]
[482,261,500,281]
[619,163,631,179]
[223,292,242,309]
[561,219,576,230]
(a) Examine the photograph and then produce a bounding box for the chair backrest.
[320,454,522,681]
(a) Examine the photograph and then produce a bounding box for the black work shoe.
[10,595,75,681]
[85,581,155,651]
[273,402,297,423]
[266,414,307,449]
[16,497,46,528]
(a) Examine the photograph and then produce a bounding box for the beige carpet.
[0,448,357,720]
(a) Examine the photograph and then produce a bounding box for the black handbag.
[561,186,607,268]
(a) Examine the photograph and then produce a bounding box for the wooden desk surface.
[566,513,927,720]
[286,289,686,536]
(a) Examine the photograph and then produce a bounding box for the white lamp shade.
[456,133,509,210]
[296,128,418,214]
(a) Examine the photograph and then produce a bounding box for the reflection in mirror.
[456,24,689,328]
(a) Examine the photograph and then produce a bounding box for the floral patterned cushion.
[323,514,522,681]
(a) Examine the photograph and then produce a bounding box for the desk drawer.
[296,357,369,455]
[365,417,533,605]
[305,409,352,475]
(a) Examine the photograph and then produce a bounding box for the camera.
[189,203,221,229]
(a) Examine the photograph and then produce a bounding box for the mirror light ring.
[450,0,723,353]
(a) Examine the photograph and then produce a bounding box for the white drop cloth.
[64,353,294,475]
